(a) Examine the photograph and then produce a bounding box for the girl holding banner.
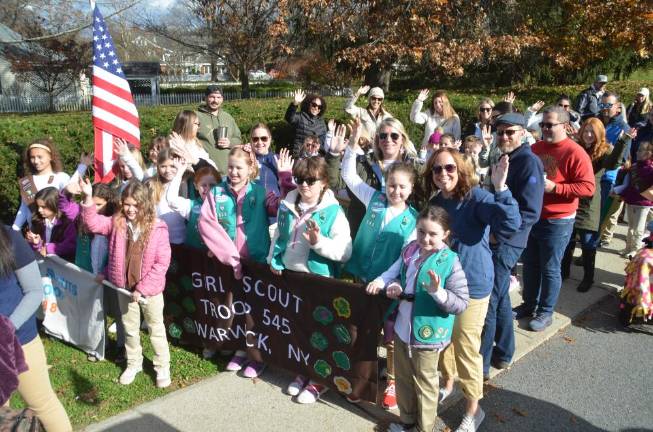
[269,156,353,404]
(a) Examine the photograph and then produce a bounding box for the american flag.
[91,5,140,183]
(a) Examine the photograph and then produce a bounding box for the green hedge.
[1,80,647,224]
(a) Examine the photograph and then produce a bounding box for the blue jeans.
[522,218,575,316]
[576,229,600,250]
[481,243,523,374]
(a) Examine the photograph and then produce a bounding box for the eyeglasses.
[539,122,563,129]
[599,102,614,110]
[310,102,322,109]
[294,176,319,186]
[379,132,401,141]
[479,107,492,112]
[432,164,457,175]
[251,136,269,143]
[370,97,384,102]
[496,128,522,137]
[557,104,570,108]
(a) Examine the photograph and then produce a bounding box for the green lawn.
[10,330,224,429]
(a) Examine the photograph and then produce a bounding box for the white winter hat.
[637,88,650,98]
[368,87,384,100]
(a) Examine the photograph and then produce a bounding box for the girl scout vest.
[346,192,417,282]
[185,199,206,249]
[210,180,270,263]
[397,246,457,347]
[271,202,342,277]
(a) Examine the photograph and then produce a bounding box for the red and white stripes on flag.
[91,4,140,183]
[92,66,140,182]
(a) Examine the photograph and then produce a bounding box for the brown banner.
[163,245,389,402]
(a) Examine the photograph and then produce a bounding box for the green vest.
[271,202,342,277]
[185,199,206,250]
[74,233,92,272]
[346,192,417,282]
[211,180,270,263]
[398,246,457,346]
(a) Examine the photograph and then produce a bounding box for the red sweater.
[531,137,595,220]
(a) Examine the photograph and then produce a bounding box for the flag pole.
[89,0,96,10]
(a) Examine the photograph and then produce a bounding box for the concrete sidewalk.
[84,226,630,432]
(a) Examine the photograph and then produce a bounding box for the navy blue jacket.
[493,143,544,249]
[431,187,521,299]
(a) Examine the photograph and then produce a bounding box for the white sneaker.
[119,366,142,385]
[296,381,328,404]
[455,406,485,432]
[286,375,308,396]
[508,275,520,293]
[156,367,171,388]
[439,386,453,404]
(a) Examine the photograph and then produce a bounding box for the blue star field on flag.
[92,7,125,78]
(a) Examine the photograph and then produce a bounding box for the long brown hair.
[423,148,478,201]
[23,138,64,175]
[115,180,157,242]
[0,226,17,278]
[578,118,610,162]
[172,110,199,142]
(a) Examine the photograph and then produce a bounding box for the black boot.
[561,238,576,281]
[577,248,596,292]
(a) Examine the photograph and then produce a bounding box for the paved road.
[439,295,653,432]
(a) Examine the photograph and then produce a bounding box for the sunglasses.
[310,102,322,109]
[370,97,384,102]
[557,103,570,108]
[496,128,521,137]
[379,132,401,141]
[294,176,319,186]
[251,136,269,143]
[539,122,562,129]
[432,164,457,175]
[479,107,492,112]
[599,102,614,110]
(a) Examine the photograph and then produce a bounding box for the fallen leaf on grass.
[441,427,452,432]
[512,407,528,417]
[563,336,575,344]
[76,388,98,404]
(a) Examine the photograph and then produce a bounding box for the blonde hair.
[116,180,157,242]
[114,145,146,182]
[430,90,457,121]
[229,145,259,180]
[373,118,417,162]
[147,148,175,205]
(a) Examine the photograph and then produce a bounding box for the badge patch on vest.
[435,250,449,266]
[215,195,229,203]
[418,325,434,339]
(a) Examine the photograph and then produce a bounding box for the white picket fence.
[0,87,351,113]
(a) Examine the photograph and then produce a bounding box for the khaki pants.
[439,296,490,401]
[394,336,440,432]
[13,336,72,432]
[625,204,651,253]
[600,200,624,242]
[118,292,170,370]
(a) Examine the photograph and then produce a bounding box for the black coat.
[285,103,327,157]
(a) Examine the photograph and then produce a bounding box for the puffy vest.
[210,181,270,263]
[398,246,457,346]
[271,202,342,277]
[346,192,417,282]
[185,200,206,250]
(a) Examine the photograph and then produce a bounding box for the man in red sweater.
[513,106,595,331]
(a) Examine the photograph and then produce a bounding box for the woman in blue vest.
[198,144,294,378]
[338,118,419,410]
[422,148,521,432]
[369,205,468,432]
[269,156,352,404]
[0,225,72,431]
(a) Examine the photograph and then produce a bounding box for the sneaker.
[512,303,534,320]
[87,353,99,362]
[202,348,216,359]
[226,353,248,371]
[242,361,266,378]
[599,239,611,248]
[528,313,553,332]
[108,322,117,334]
[382,380,398,410]
[508,275,520,293]
[119,366,142,385]
[345,394,361,404]
[156,367,171,388]
[455,406,485,432]
[286,375,308,396]
[296,381,328,404]
[491,357,511,370]
[388,423,416,432]
[438,386,453,404]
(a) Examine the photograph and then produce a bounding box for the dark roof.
[122,62,161,77]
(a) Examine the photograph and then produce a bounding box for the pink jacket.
[81,203,171,297]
